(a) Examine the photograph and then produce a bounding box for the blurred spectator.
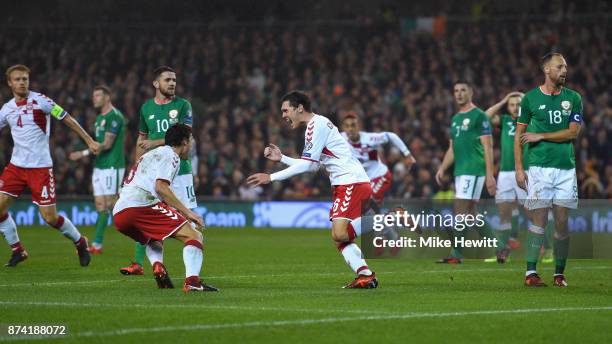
[0,8,610,200]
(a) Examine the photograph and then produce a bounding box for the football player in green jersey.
[435,81,496,263]
[515,53,583,287]
[69,85,126,254]
[119,66,200,276]
[484,91,525,262]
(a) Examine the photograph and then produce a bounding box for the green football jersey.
[94,108,126,169]
[138,97,193,175]
[499,114,529,171]
[450,107,492,176]
[517,86,583,169]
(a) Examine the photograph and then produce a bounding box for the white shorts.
[495,171,527,204]
[171,174,197,209]
[455,175,485,200]
[93,168,125,197]
[525,166,578,210]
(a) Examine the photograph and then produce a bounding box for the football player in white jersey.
[113,124,217,292]
[340,111,416,210]
[340,111,417,255]
[0,64,101,267]
[247,91,378,289]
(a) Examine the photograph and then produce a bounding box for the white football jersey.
[0,91,68,168]
[113,146,180,214]
[301,115,369,185]
[341,131,410,179]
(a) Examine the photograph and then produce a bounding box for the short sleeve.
[38,94,67,120]
[180,101,193,127]
[155,150,180,183]
[107,113,122,135]
[301,118,331,162]
[570,93,583,124]
[138,105,148,135]
[517,96,531,125]
[479,111,492,136]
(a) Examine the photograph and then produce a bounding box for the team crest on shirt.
[461,118,471,130]
[26,103,33,111]
[169,109,179,124]
[561,101,572,116]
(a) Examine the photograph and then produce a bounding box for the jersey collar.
[539,85,562,96]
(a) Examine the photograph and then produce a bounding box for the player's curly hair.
[165,124,191,147]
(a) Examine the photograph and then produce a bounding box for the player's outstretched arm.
[247,159,319,187]
[384,132,416,168]
[155,179,204,227]
[63,114,101,154]
[435,140,454,186]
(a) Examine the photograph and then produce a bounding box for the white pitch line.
[0,306,610,342]
[0,265,610,288]
[0,301,384,315]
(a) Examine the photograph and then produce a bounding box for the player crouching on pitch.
[112,124,217,293]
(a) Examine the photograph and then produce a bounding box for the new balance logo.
[538,105,546,110]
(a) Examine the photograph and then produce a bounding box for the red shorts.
[0,163,56,206]
[330,182,372,221]
[370,170,392,202]
[113,202,188,244]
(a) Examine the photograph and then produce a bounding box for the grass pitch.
[0,226,611,343]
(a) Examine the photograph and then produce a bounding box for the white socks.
[340,243,372,276]
[0,214,19,246]
[146,240,164,265]
[183,241,203,278]
[54,216,81,242]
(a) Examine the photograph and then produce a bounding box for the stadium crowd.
[0,16,610,200]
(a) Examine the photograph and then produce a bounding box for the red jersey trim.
[301,157,319,163]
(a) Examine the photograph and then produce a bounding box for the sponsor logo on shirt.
[149,115,155,119]
[538,105,546,110]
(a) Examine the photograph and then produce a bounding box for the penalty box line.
[0,306,611,341]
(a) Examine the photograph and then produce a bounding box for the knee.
[41,212,59,226]
[331,230,349,243]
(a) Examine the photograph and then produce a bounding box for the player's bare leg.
[524,207,549,286]
[332,219,377,289]
[551,205,570,287]
[39,205,90,267]
[173,223,218,292]
[0,193,27,267]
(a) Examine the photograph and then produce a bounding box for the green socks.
[526,226,544,272]
[496,223,511,253]
[94,211,109,246]
[554,237,569,275]
[134,242,146,266]
[510,214,519,239]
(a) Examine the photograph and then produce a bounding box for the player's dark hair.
[540,52,564,70]
[454,80,472,90]
[93,85,111,96]
[5,64,30,81]
[165,124,191,147]
[153,66,176,80]
[281,90,311,112]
